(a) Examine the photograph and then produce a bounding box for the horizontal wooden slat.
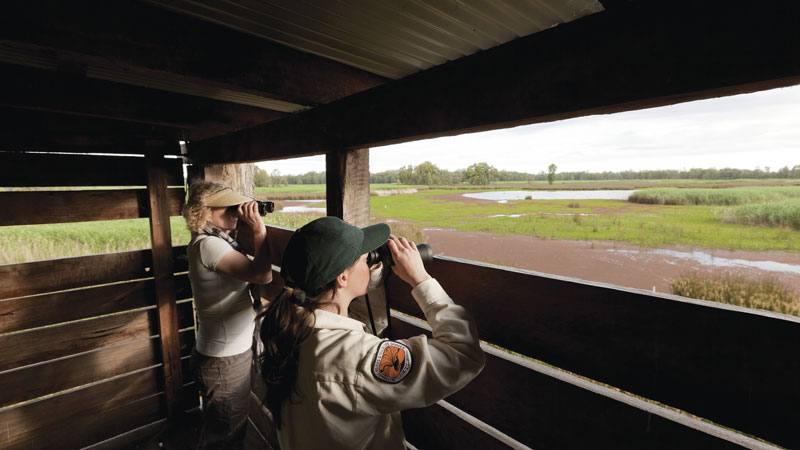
[0,250,149,299]
[387,260,800,449]
[0,187,184,226]
[0,279,155,334]
[0,274,191,334]
[0,327,194,410]
[0,152,183,187]
[402,404,517,450]
[0,368,163,450]
[0,247,187,300]
[394,318,749,450]
[0,337,159,409]
[0,309,157,372]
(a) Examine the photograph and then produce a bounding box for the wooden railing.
[248,225,799,450]
[0,151,193,449]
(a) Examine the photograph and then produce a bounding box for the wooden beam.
[145,153,183,420]
[0,189,184,226]
[0,63,286,141]
[0,368,163,450]
[188,0,800,164]
[0,152,183,187]
[0,107,185,152]
[325,148,370,226]
[0,0,386,108]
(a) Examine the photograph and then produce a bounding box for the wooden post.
[203,162,255,198]
[145,150,183,421]
[326,148,370,226]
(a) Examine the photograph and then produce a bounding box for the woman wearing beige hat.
[183,180,273,450]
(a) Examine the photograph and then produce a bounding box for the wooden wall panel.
[0,279,156,334]
[0,275,191,334]
[0,310,157,372]
[385,257,800,449]
[0,368,162,450]
[0,250,149,300]
[393,319,746,450]
[0,337,159,409]
[0,248,188,301]
[0,152,183,187]
[402,404,516,450]
[0,187,184,226]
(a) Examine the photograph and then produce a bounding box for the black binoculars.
[367,242,433,267]
[256,201,275,215]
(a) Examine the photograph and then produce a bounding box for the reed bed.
[628,186,800,206]
[671,273,799,316]
[721,199,800,230]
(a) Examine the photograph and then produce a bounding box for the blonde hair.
[183,180,229,234]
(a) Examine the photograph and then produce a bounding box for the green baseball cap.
[281,217,390,293]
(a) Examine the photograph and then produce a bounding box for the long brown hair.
[256,281,336,428]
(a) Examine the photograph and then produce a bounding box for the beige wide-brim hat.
[205,187,253,207]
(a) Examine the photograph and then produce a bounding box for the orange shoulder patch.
[373,340,412,383]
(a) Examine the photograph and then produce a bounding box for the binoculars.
[256,201,275,215]
[367,242,433,267]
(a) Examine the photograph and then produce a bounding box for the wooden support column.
[326,148,370,226]
[145,150,183,421]
[203,162,255,198]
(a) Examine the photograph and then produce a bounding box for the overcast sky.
[256,84,800,175]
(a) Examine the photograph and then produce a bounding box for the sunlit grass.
[629,186,800,205]
[0,217,192,265]
[370,190,800,252]
[672,274,799,316]
[722,198,800,230]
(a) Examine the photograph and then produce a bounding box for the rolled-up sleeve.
[354,278,485,415]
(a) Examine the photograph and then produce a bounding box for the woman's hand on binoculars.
[237,202,266,237]
[387,235,431,288]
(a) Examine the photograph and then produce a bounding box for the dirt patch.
[423,228,800,295]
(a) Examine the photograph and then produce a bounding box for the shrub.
[567,202,581,208]
[721,198,800,230]
[671,273,799,316]
[629,186,800,206]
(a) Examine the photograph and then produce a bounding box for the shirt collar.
[313,308,369,333]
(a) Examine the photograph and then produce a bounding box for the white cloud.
[257,85,800,175]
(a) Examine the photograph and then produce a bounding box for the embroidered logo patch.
[373,341,412,383]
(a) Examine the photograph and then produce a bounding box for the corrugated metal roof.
[149,0,604,79]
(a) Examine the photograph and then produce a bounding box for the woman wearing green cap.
[183,181,273,450]
[257,216,485,449]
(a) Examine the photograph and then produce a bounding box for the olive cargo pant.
[192,348,252,450]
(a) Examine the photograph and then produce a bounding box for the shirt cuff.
[411,278,450,309]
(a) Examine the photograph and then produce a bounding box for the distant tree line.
[255,163,800,186]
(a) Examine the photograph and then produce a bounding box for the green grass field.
[370,189,800,252]
[4,182,800,265]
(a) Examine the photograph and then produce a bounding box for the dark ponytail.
[256,281,336,428]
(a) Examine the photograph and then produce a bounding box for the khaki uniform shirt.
[277,278,485,450]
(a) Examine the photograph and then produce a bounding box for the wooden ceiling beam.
[0,0,387,109]
[0,108,185,153]
[0,63,287,141]
[188,1,800,164]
